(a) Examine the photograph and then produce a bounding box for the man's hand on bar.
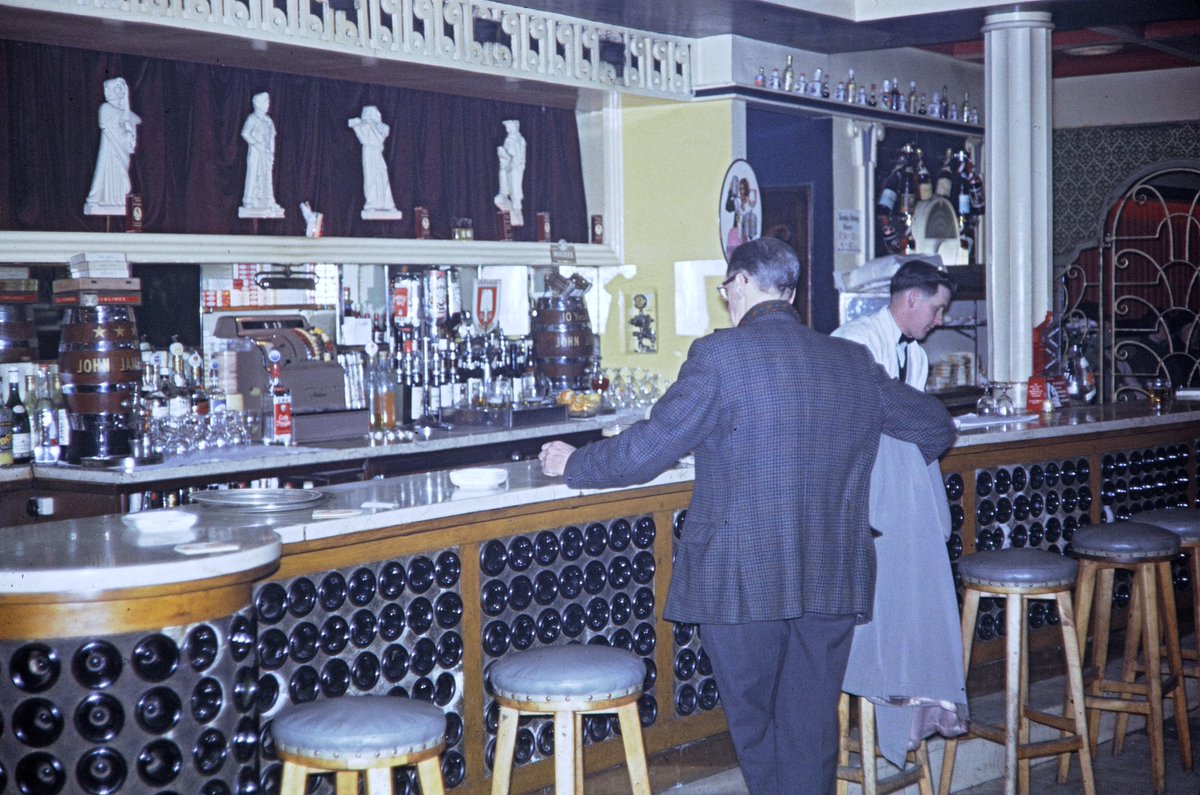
[538,441,575,477]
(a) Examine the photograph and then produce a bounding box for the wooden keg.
[532,296,593,390]
[0,304,37,364]
[58,305,141,415]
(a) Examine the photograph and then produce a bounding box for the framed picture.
[719,159,762,263]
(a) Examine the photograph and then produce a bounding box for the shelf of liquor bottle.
[202,304,336,314]
[0,231,623,268]
[695,84,985,135]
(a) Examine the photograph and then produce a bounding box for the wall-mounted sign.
[719,159,761,263]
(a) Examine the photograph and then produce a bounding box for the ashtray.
[449,467,508,490]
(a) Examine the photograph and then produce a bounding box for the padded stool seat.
[1136,508,1200,544]
[273,696,446,795]
[957,548,1078,591]
[488,645,650,795]
[940,549,1094,795]
[1071,522,1180,562]
[489,644,645,703]
[1071,521,1191,793]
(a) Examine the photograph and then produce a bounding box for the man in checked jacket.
[539,236,955,794]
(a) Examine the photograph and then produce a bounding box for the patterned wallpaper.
[1053,121,1200,264]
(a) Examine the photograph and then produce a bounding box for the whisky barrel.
[0,304,37,364]
[532,296,593,391]
[57,306,141,418]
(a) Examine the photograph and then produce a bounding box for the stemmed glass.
[993,384,1016,417]
[976,384,997,416]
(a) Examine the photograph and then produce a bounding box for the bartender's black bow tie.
[897,334,915,381]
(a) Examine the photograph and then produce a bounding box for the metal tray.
[190,488,325,513]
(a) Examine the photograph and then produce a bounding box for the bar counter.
[2,402,1198,794]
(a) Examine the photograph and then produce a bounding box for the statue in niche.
[84,77,141,216]
[348,105,402,220]
[239,92,284,219]
[494,119,526,226]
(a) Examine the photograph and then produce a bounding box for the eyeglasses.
[717,272,739,301]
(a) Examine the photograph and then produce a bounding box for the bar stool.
[938,549,1094,795]
[1135,507,1200,676]
[487,644,650,795]
[836,692,934,795]
[1070,522,1190,794]
[272,696,446,795]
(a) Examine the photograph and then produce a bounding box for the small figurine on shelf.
[239,92,284,219]
[754,67,766,87]
[494,119,526,227]
[84,77,141,216]
[348,105,402,220]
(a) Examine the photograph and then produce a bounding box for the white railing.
[6,0,693,99]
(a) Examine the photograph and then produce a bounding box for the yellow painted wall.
[598,99,736,380]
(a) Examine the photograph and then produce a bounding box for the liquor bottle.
[820,72,830,98]
[875,163,902,216]
[880,79,892,110]
[809,68,824,97]
[145,364,169,423]
[958,165,973,217]
[7,368,31,464]
[510,339,526,406]
[167,344,190,420]
[22,373,36,421]
[867,83,877,107]
[464,335,484,408]
[845,69,856,103]
[949,102,959,121]
[896,90,908,113]
[409,338,426,424]
[207,361,227,413]
[916,154,933,202]
[50,372,69,451]
[781,55,795,92]
[794,72,807,95]
[890,77,901,109]
[935,149,954,197]
[767,68,781,90]
[908,81,917,114]
[898,160,916,215]
[33,369,59,464]
[833,81,845,102]
[753,67,765,87]
[880,218,902,254]
[939,85,950,119]
[437,338,454,412]
[0,392,12,466]
[918,92,928,115]
[969,170,986,214]
[189,354,210,416]
[265,358,292,445]
[961,91,971,122]
[424,336,441,423]
[929,90,941,119]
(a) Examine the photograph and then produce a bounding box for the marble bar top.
[4,401,1199,598]
[0,459,693,596]
[28,413,624,486]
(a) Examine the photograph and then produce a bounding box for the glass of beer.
[1147,376,1174,414]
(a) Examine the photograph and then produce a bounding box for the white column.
[983,10,1053,406]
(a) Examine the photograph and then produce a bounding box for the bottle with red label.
[265,351,293,446]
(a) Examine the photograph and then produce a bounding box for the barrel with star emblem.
[57,304,141,462]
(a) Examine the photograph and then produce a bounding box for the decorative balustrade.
[5,0,693,99]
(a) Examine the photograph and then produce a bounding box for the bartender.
[832,260,956,391]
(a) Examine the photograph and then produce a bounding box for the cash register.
[213,314,367,442]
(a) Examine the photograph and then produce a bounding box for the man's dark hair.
[889,259,957,298]
[728,237,800,294]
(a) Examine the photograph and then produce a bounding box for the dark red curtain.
[0,39,588,242]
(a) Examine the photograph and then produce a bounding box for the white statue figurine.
[239,92,284,219]
[84,77,141,216]
[494,119,526,227]
[348,105,402,220]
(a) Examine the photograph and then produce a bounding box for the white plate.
[191,488,325,512]
[121,510,198,533]
[449,467,508,490]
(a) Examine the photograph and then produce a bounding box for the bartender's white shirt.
[831,306,929,391]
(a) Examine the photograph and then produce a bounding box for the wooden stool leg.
[417,756,447,795]
[939,588,980,795]
[554,710,579,795]
[617,701,652,795]
[859,697,878,795]
[279,762,310,795]
[1057,591,1097,795]
[1157,559,1193,770]
[364,767,391,795]
[491,705,520,795]
[335,770,359,795]
[1087,566,1117,753]
[1018,597,1032,795]
[1113,573,1145,754]
[1141,565,1167,794]
[1060,561,1098,782]
[914,739,935,795]
[1002,591,1023,795]
[836,693,851,795]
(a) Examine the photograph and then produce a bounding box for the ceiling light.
[1063,43,1123,57]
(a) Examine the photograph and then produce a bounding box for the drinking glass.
[994,384,1015,417]
[1147,376,1174,414]
[975,385,997,416]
